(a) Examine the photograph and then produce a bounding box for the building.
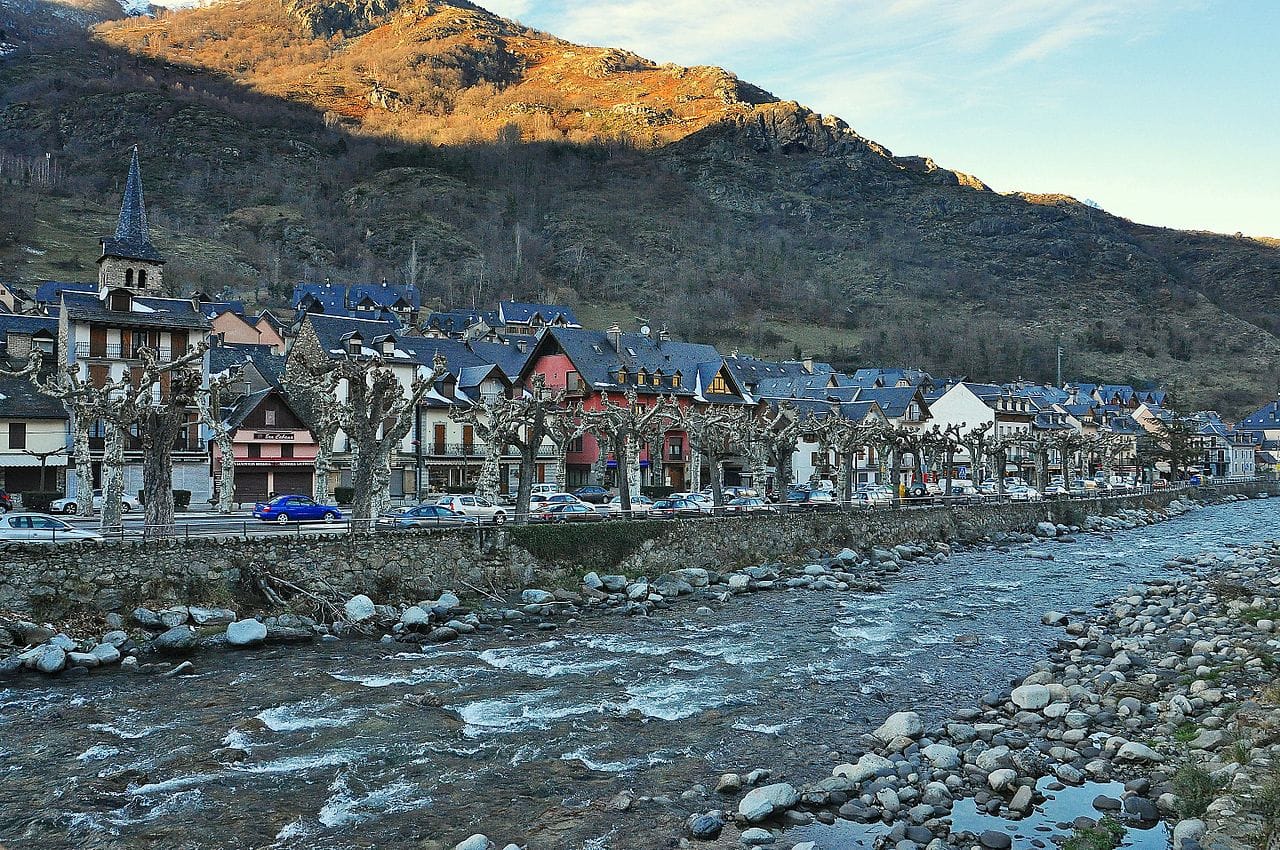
[291,280,420,326]
[58,148,213,502]
[0,375,68,495]
[212,387,317,503]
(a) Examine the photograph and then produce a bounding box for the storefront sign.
[253,431,296,441]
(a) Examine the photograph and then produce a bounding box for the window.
[672,373,682,388]
[616,369,628,383]
[125,268,134,287]
[8,423,25,450]
[709,373,730,395]
[264,408,276,426]
[637,370,648,385]
[137,269,147,288]
[247,444,261,458]
[569,436,585,453]
[667,438,682,459]
[280,444,293,459]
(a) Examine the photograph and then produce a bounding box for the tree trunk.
[370,453,393,520]
[553,444,569,490]
[837,453,851,503]
[216,432,236,513]
[314,438,332,503]
[476,446,502,500]
[100,425,126,531]
[350,437,377,529]
[751,444,768,497]
[710,455,725,508]
[689,444,703,491]
[944,448,955,494]
[626,432,642,503]
[771,441,792,499]
[72,412,95,517]
[616,434,633,514]
[516,443,536,524]
[142,426,175,537]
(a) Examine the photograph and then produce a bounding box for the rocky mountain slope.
[1,0,1278,414]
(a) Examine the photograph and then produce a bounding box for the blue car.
[253,494,342,524]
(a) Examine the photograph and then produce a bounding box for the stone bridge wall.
[2,480,1274,619]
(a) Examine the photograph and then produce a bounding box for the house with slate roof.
[56,149,213,502]
[495,301,581,333]
[521,324,751,489]
[0,374,68,495]
[291,280,420,326]
[209,385,317,504]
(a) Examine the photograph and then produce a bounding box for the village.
[0,151,1271,534]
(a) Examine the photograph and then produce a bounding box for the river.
[1,498,1275,850]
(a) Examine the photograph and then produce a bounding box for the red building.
[211,388,317,503]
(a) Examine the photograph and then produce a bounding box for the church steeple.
[98,146,165,293]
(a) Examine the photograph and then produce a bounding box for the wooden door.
[89,326,107,357]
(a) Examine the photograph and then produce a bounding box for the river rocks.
[1173,818,1206,847]
[149,626,198,655]
[132,607,163,629]
[90,642,121,663]
[1034,522,1057,538]
[600,574,627,592]
[226,619,267,648]
[1114,741,1163,763]
[738,782,798,822]
[921,743,960,769]
[401,606,431,628]
[103,629,129,647]
[521,589,554,605]
[428,626,460,643]
[978,829,1012,849]
[34,645,65,673]
[66,651,99,668]
[739,827,774,845]
[834,753,893,783]
[189,606,236,627]
[716,773,742,794]
[430,592,461,617]
[686,810,725,839]
[987,769,1016,791]
[1010,684,1051,710]
[343,595,376,623]
[452,835,494,850]
[874,711,922,743]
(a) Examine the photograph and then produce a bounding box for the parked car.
[531,483,560,496]
[670,492,714,513]
[598,494,654,516]
[532,503,606,523]
[726,497,777,515]
[528,493,588,515]
[719,486,760,501]
[435,494,509,524]
[1042,483,1069,498]
[572,485,611,504]
[1007,486,1042,502]
[854,485,895,506]
[376,504,479,530]
[253,494,342,524]
[0,513,103,543]
[785,489,838,511]
[51,489,141,515]
[648,498,704,519]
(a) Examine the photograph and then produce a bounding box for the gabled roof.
[849,368,934,389]
[100,147,164,265]
[467,337,536,380]
[854,386,927,420]
[199,300,245,318]
[61,291,210,330]
[290,281,421,314]
[497,301,580,326]
[35,281,95,304]
[423,309,499,335]
[0,313,58,337]
[304,314,419,364]
[208,342,286,386]
[1238,398,1280,430]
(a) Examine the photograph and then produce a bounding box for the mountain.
[1,0,1278,414]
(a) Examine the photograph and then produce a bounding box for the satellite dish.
[640,324,651,336]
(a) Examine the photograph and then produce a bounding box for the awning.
[0,454,68,468]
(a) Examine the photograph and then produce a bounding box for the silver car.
[51,489,141,515]
[0,513,103,543]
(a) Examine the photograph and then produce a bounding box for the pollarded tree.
[580,388,681,514]
[678,404,748,508]
[932,423,965,494]
[747,401,808,498]
[282,366,341,503]
[959,422,994,486]
[544,401,588,491]
[504,375,571,523]
[450,391,526,503]
[196,368,243,514]
[814,411,883,502]
[132,346,208,537]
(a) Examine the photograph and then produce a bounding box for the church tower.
[97,146,165,294]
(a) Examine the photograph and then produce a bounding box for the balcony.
[425,442,558,458]
[75,342,173,360]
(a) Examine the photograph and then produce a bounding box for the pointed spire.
[100,145,165,264]
[115,146,149,245]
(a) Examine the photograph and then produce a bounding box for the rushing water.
[1,499,1276,850]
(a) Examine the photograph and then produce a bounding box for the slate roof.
[0,374,67,419]
[208,342,286,386]
[223,388,273,429]
[497,301,580,326]
[1238,399,1280,430]
[291,282,421,314]
[849,368,934,389]
[199,300,245,318]
[61,291,210,330]
[467,337,536,380]
[526,328,736,400]
[100,148,164,264]
[0,314,58,337]
[853,386,924,420]
[304,315,421,364]
[35,281,95,304]
[423,309,499,335]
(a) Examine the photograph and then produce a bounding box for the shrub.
[511,520,667,571]
[1174,721,1199,743]
[333,487,354,505]
[172,490,192,510]
[1062,816,1125,850]
[1173,761,1223,818]
[1252,768,1280,846]
[22,491,64,512]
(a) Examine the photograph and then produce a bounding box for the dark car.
[253,494,342,524]
[376,504,479,530]
[785,489,838,512]
[649,498,704,519]
[572,485,611,504]
[726,497,777,515]
[532,503,605,523]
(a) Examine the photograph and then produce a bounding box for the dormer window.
[672,372,682,388]
[109,289,132,312]
[637,369,648,385]
[616,368,628,383]
[380,337,396,356]
[345,334,362,355]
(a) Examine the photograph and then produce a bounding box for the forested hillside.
[1,0,1278,413]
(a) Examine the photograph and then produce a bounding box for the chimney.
[802,353,814,374]
[658,324,670,342]
[606,322,622,352]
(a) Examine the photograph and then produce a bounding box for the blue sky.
[480,0,1279,237]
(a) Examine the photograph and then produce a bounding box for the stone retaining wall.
[2,481,1274,619]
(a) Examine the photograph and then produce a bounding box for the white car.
[670,492,714,512]
[598,494,654,515]
[51,489,141,515]
[1008,486,1042,502]
[0,513,103,543]
[435,494,509,524]
[528,492,588,514]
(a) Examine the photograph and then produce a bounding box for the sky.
[476,0,1279,237]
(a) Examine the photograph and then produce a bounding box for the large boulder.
[833,753,894,784]
[35,645,66,673]
[738,782,798,822]
[149,626,198,655]
[401,606,431,629]
[922,743,960,769]
[1010,684,1051,710]
[453,835,494,850]
[90,643,122,664]
[521,589,554,605]
[1115,741,1163,763]
[189,607,237,626]
[874,710,923,742]
[226,619,267,648]
[343,595,376,623]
